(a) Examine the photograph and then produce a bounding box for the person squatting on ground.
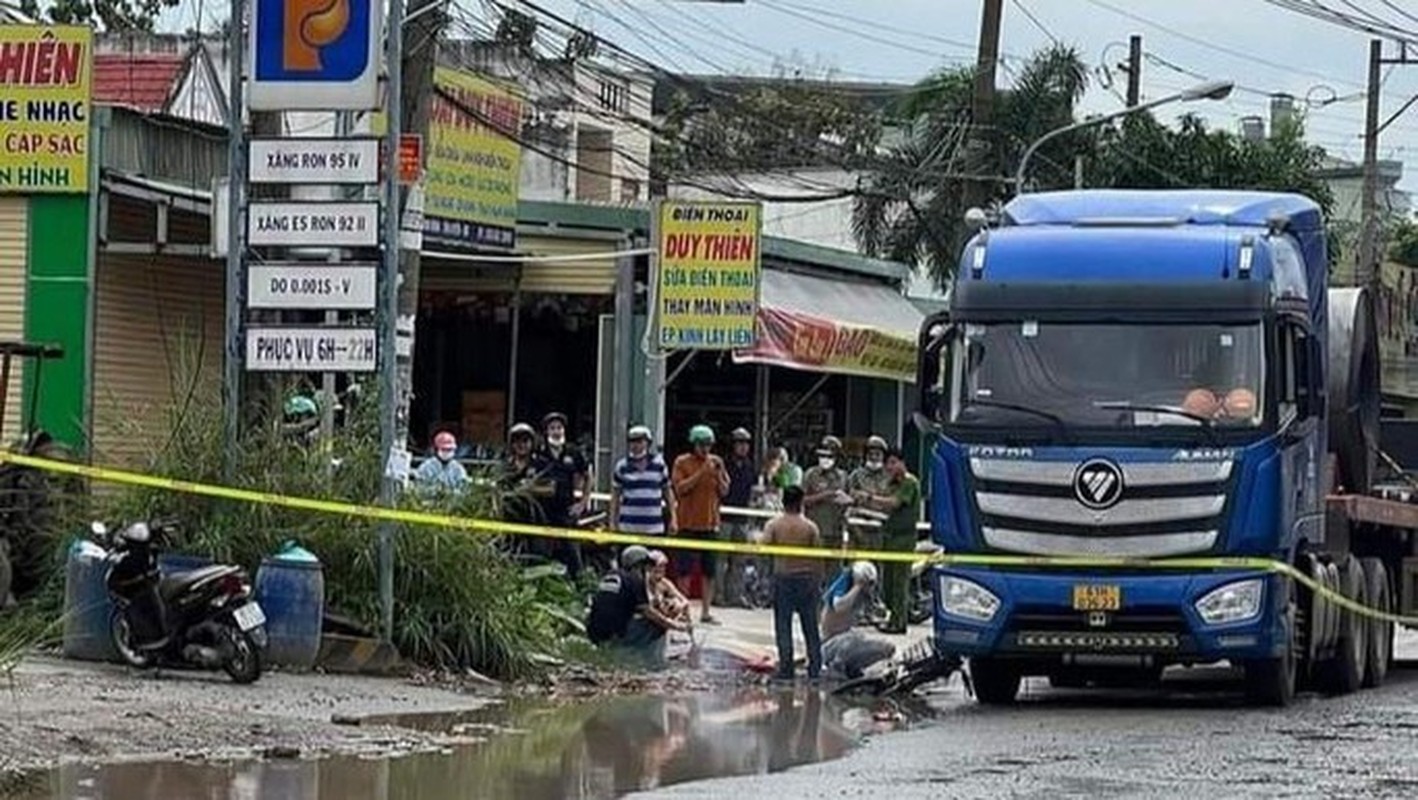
[760,485,824,681]
[855,447,922,634]
[820,561,896,679]
[671,425,729,625]
[586,545,688,668]
[610,425,677,538]
[536,411,589,580]
[648,549,691,627]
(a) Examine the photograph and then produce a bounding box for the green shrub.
[21,372,582,680]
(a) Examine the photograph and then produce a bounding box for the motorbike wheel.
[222,625,263,684]
[109,609,154,669]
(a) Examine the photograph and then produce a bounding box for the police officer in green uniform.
[858,446,921,634]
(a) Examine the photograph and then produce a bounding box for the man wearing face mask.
[846,435,892,607]
[414,430,469,492]
[537,411,589,579]
[802,435,849,568]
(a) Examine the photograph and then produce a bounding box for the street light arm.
[1012,80,1234,195]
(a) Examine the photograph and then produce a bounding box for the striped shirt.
[613,454,670,535]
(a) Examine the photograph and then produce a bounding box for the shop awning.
[733,269,924,383]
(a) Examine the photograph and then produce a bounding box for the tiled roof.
[93,53,187,112]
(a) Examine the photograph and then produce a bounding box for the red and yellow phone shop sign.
[0,26,93,194]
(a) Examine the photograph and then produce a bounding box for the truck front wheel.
[969,657,1022,705]
[1243,579,1298,707]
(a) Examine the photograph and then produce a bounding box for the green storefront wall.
[22,193,90,451]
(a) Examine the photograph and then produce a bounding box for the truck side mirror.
[916,312,953,424]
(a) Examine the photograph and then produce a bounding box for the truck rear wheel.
[1360,557,1392,689]
[1316,555,1368,696]
[969,657,1021,705]
[1244,578,1297,707]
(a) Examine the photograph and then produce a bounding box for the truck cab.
[916,190,1355,706]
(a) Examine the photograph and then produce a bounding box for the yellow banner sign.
[0,25,93,194]
[424,67,523,250]
[656,200,762,349]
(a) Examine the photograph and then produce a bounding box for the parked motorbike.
[93,519,267,684]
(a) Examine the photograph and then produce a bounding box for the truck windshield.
[949,321,1265,429]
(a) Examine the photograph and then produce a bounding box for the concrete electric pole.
[965,0,1004,211]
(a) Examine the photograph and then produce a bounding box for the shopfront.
[409,209,637,472]
[659,252,922,471]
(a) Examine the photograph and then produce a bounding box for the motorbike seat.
[159,565,238,600]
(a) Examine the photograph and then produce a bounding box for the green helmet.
[688,424,715,445]
[284,395,318,417]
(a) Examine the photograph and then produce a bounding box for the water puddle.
[19,688,932,799]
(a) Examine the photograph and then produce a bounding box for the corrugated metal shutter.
[90,253,224,468]
[0,197,26,439]
[420,258,517,293]
[516,236,617,295]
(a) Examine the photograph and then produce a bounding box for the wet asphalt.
[646,660,1418,799]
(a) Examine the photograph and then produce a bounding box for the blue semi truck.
[915,190,1418,706]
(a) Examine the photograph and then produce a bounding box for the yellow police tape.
[4,451,1416,628]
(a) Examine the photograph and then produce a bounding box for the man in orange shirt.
[672,424,730,625]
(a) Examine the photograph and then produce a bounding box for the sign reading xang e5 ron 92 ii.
[657,201,762,350]
[0,25,93,193]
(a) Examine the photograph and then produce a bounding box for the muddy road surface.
[651,663,1418,799]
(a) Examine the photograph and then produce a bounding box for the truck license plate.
[233,602,266,631]
[1072,585,1121,611]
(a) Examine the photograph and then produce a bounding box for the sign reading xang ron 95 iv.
[0,25,93,194]
[656,201,762,350]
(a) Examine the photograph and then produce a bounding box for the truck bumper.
[931,567,1289,666]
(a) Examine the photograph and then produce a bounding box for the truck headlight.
[939,575,1000,622]
[1195,578,1264,625]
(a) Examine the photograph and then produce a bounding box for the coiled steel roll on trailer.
[1327,287,1380,494]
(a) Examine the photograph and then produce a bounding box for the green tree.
[851,44,1090,286]
[1391,218,1418,268]
[655,81,882,178]
[19,0,178,32]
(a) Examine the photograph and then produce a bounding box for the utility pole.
[1359,39,1383,291]
[965,0,1004,210]
[1125,34,1142,107]
[1359,40,1418,293]
[377,0,448,639]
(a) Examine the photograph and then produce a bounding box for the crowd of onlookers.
[412,416,922,681]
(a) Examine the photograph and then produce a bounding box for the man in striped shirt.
[610,425,677,537]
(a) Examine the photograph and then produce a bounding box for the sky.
[513,0,1418,196]
[160,0,1418,196]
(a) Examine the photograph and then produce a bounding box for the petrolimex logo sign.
[248,0,381,111]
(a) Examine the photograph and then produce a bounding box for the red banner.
[734,306,917,383]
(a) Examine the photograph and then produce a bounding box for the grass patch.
[6,363,588,681]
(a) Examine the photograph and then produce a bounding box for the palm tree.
[852,44,1089,289]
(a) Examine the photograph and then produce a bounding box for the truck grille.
[1014,631,1183,651]
[969,458,1232,558]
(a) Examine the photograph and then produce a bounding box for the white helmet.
[627,425,653,442]
[851,560,877,584]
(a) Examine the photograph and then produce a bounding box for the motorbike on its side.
[94,520,267,684]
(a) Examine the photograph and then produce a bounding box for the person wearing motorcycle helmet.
[586,543,686,666]
[803,433,849,553]
[672,424,730,624]
[819,560,895,679]
[537,410,590,522]
[611,425,676,537]
[501,423,553,525]
[848,435,892,501]
[414,429,469,491]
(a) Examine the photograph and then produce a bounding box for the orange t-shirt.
[672,452,723,530]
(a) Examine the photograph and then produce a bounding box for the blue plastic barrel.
[254,541,324,669]
[62,539,117,662]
